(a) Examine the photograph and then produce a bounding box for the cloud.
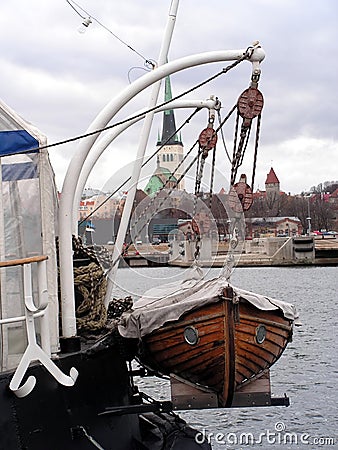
[0,0,337,195]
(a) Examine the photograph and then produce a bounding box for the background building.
[246,216,303,238]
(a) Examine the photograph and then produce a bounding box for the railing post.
[37,258,50,356]
[0,256,78,397]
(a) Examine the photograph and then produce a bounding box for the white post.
[37,259,51,356]
[59,45,265,337]
[104,0,180,306]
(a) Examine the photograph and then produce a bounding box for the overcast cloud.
[0,0,337,194]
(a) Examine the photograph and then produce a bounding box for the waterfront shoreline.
[115,237,338,268]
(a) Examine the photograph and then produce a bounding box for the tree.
[310,194,335,231]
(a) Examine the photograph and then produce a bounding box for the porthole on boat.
[184,326,199,345]
[255,324,267,344]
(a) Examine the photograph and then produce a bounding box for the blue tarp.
[1,162,38,181]
[0,130,39,156]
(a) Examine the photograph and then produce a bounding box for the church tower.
[157,76,185,190]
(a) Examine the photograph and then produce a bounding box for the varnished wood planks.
[139,291,293,408]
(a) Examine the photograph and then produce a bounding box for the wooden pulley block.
[228,174,253,212]
[237,87,264,119]
[198,127,217,151]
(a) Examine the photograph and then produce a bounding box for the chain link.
[231,115,252,185]
[251,113,261,191]
[223,218,241,282]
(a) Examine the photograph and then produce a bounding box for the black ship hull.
[0,337,210,450]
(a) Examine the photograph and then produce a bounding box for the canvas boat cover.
[118,265,300,338]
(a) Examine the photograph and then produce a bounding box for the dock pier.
[107,237,338,268]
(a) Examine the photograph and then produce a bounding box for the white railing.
[0,255,78,398]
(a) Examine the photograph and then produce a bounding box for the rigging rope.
[66,0,155,69]
[74,47,262,302]
[57,235,108,332]
[112,146,201,267]
[217,108,232,164]
[16,48,254,156]
[78,107,202,225]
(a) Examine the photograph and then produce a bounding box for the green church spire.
[157,76,183,146]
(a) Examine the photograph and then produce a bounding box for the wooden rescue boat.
[138,286,293,408]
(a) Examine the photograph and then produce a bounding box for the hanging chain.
[112,50,262,267]
[101,53,255,238]
[231,115,252,185]
[223,217,241,282]
[251,113,262,191]
[195,107,217,195]
[193,107,218,261]
[225,68,264,281]
[230,67,263,188]
[209,145,217,209]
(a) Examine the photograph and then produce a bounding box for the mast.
[104,0,180,307]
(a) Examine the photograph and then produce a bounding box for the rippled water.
[114,265,338,449]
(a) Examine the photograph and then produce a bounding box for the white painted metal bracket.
[8,258,78,398]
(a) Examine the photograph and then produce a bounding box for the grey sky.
[0,0,337,194]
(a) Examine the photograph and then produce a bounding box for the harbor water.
[114,264,338,449]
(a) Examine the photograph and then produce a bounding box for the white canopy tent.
[0,99,59,370]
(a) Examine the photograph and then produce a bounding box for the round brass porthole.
[255,324,267,344]
[184,326,199,345]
